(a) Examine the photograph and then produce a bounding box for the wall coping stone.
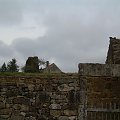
[78,63,120,77]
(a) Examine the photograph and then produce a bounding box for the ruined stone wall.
[79,63,120,120]
[106,37,120,64]
[1,63,120,120]
[0,74,80,120]
[86,76,120,120]
[25,56,39,73]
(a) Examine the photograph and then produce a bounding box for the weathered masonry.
[106,37,120,64]
[0,74,80,120]
[78,37,120,120]
[78,63,120,120]
[0,64,120,120]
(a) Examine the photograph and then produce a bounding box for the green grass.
[0,72,78,79]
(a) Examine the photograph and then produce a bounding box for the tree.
[38,58,46,66]
[7,58,19,72]
[0,62,7,72]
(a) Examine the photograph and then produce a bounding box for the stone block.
[58,84,74,92]
[13,97,30,105]
[28,84,35,91]
[1,88,7,92]
[5,90,18,97]
[0,102,5,109]
[0,115,10,119]
[49,103,61,110]
[13,104,21,110]
[68,116,77,120]
[79,63,120,77]
[0,108,12,115]
[0,96,4,102]
[50,93,66,100]
[64,110,77,116]
[20,112,26,116]
[20,105,29,112]
[10,114,25,120]
[50,110,61,117]
[37,91,50,102]
[58,116,69,120]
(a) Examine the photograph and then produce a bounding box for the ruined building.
[25,56,39,72]
[78,37,120,120]
[25,57,62,73]
[43,61,62,73]
[106,37,120,64]
[79,63,120,120]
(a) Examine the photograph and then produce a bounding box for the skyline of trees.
[0,58,19,72]
[0,57,47,73]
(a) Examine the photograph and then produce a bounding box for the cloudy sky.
[0,0,120,72]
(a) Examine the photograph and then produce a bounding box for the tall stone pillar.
[78,64,87,120]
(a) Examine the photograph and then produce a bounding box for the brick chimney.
[46,61,49,68]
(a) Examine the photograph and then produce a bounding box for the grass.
[0,72,78,77]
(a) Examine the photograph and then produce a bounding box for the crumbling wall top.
[106,37,120,64]
[78,63,120,77]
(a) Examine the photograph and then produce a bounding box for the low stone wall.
[79,63,120,77]
[0,74,80,120]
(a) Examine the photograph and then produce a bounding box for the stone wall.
[1,63,120,120]
[25,56,39,73]
[0,74,80,120]
[79,63,120,120]
[106,37,120,64]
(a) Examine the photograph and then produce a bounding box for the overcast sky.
[0,0,120,72]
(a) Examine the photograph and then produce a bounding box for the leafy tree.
[0,62,7,72]
[7,58,19,72]
[38,58,46,66]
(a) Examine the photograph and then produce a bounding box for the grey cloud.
[0,40,13,57]
[0,40,15,66]
[0,0,22,26]
[12,11,120,72]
